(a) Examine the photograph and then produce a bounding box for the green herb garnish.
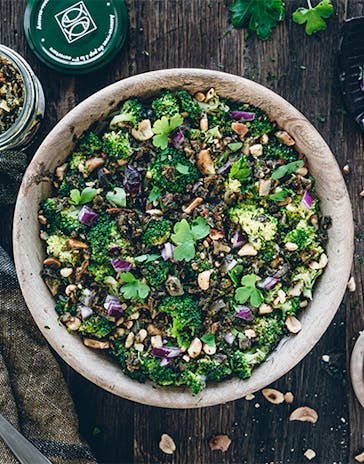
[235,274,264,308]
[271,160,304,180]
[152,113,184,149]
[292,0,334,36]
[171,217,210,262]
[120,272,150,300]
[69,187,97,205]
[106,187,127,207]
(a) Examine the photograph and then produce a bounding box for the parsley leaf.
[134,254,161,263]
[271,160,304,180]
[292,0,334,36]
[235,273,264,308]
[171,217,210,262]
[148,186,161,202]
[120,272,150,300]
[229,156,251,181]
[176,163,190,175]
[228,142,243,152]
[230,0,285,40]
[269,188,291,201]
[152,113,184,149]
[201,333,216,347]
[69,187,97,205]
[106,187,127,207]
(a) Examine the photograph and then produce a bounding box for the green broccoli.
[244,106,274,137]
[231,347,268,379]
[147,148,200,193]
[78,314,113,339]
[102,130,132,159]
[55,295,76,316]
[58,169,87,197]
[109,98,146,129]
[143,356,179,386]
[41,199,86,235]
[140,259,172,288]
[176,90,202,122]
[69,152,87,171]
[197,357,232,381]
[142,219,172,246]
[181,369,206,395]
[79,132,103,154]
[278,297,301,319]
[159,295,202,348]
[263,138,298,162]
[188,128,202,140]
[152,91,180,119]
[46,234,77,265]
[254,316,286,349]
[284,220,316,251]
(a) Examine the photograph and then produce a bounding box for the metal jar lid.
[24,0,128,74]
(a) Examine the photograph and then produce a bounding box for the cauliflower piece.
[46,235,77,265]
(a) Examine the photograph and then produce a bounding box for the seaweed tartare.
[39,88,330,395]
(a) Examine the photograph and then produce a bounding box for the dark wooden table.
[1,0,364,462]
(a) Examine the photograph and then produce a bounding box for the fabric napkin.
[0,151,96,464]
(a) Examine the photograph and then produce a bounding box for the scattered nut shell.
[60,268,73,278]
[347,276,356,292]
[231,122,248,138]
[244,328,256,339]
[304,449,316,461]
[203,343,216,355]
[131,119,154,141]
[66,317,81,331]
[355,451,364,462]
[318,253,328,268]
[277,289,286,304]
[136,329,147,343]
[258,179,271,196]
[125,332,135,349]
[259,303,273,315]
[289,406,318,423]
[43,257,61,268]
[55,163,68,181]
[200,117,209,131]
[296,167,308,176]
[249,143,263,157]
[198,270,211,290]
[134,343,144,352]
[260,133,269,144]
[238,243,257,256]
[67,239,88,249]
[209,434,232,452]
[262,388,285,404]
[182,197,203,214]
[285,242,298,252]
[188,337,202,358]
[65,284,77,296]
[288,281,304,297]
[209,229,225,240]
[159,434,176,455]
[275,130,295,146]
[343,164,350,175]
[197,149,215,175]
[285,315,302,334]
[284,392,294,404]
[360,190,364,198]
[38,214,47,225]
[194,92,205,102]
[151,335,163,348]
[245,393,255,400]
[83,339,110,349]
[85,157,104,173]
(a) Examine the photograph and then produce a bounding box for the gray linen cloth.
[0,151,96,464]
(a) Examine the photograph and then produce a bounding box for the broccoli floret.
[88,213,130,265]
[46,234,77,265]
[159,295,202,348]
[231,347,268,379]
[254,316,286,349]
[58,169,86,197]
[102,130,132,159]
[181,369,206,395]
[78,314,113,339]
[110,98,146,129]
[142,219,172,246]
[140,259,172,288]
[176,90,202,122]
[263,138,298,162]
[79,132,103,154]
[143,356,179,386]
[60,206,86,234]
[69,152,87,171]
[292,266,322,300]
[188,128,202,140]
[148,148,200,193]
[55,295,76,316]
[197,357,232,381]
[244,106,274,137]
[88,262,114,282]
[152,91,180,119]
[284,220,315,251]
[278,297,301,319]
[41,198,62,233]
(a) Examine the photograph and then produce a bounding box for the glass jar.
[0,45,45,150]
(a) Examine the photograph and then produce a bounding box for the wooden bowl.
[13,69,353,408]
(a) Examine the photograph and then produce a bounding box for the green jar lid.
[24,0,128,74]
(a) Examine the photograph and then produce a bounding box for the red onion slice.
[231,231,246,249]
[104,295,123,316]
[301,190,314,209]
[258,276,280,290]
[161,242,175,261]
[152,346,181,358]
[224,332,236,345]
[229,111,255,121]
[78,206,99,226]
[78,304,93,320]
[235,305,253,321]
[111,259,132,272]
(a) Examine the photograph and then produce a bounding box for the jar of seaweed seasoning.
[0,45,45,150]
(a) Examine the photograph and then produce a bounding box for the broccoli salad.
[39,88,330,395]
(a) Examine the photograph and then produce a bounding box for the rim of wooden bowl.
[13,69,354,408]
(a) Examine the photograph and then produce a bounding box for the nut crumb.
[159,433,176,455]
[262,388,285,404]
[347,276,356,292]
[321,354,330,363]
[304,448,316,460]
[343,164,350,174]
[289,406,318,423]
[284,392,294,404]
[355,451,364,462]
[209,434,231,452]
[245,393,255,401]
